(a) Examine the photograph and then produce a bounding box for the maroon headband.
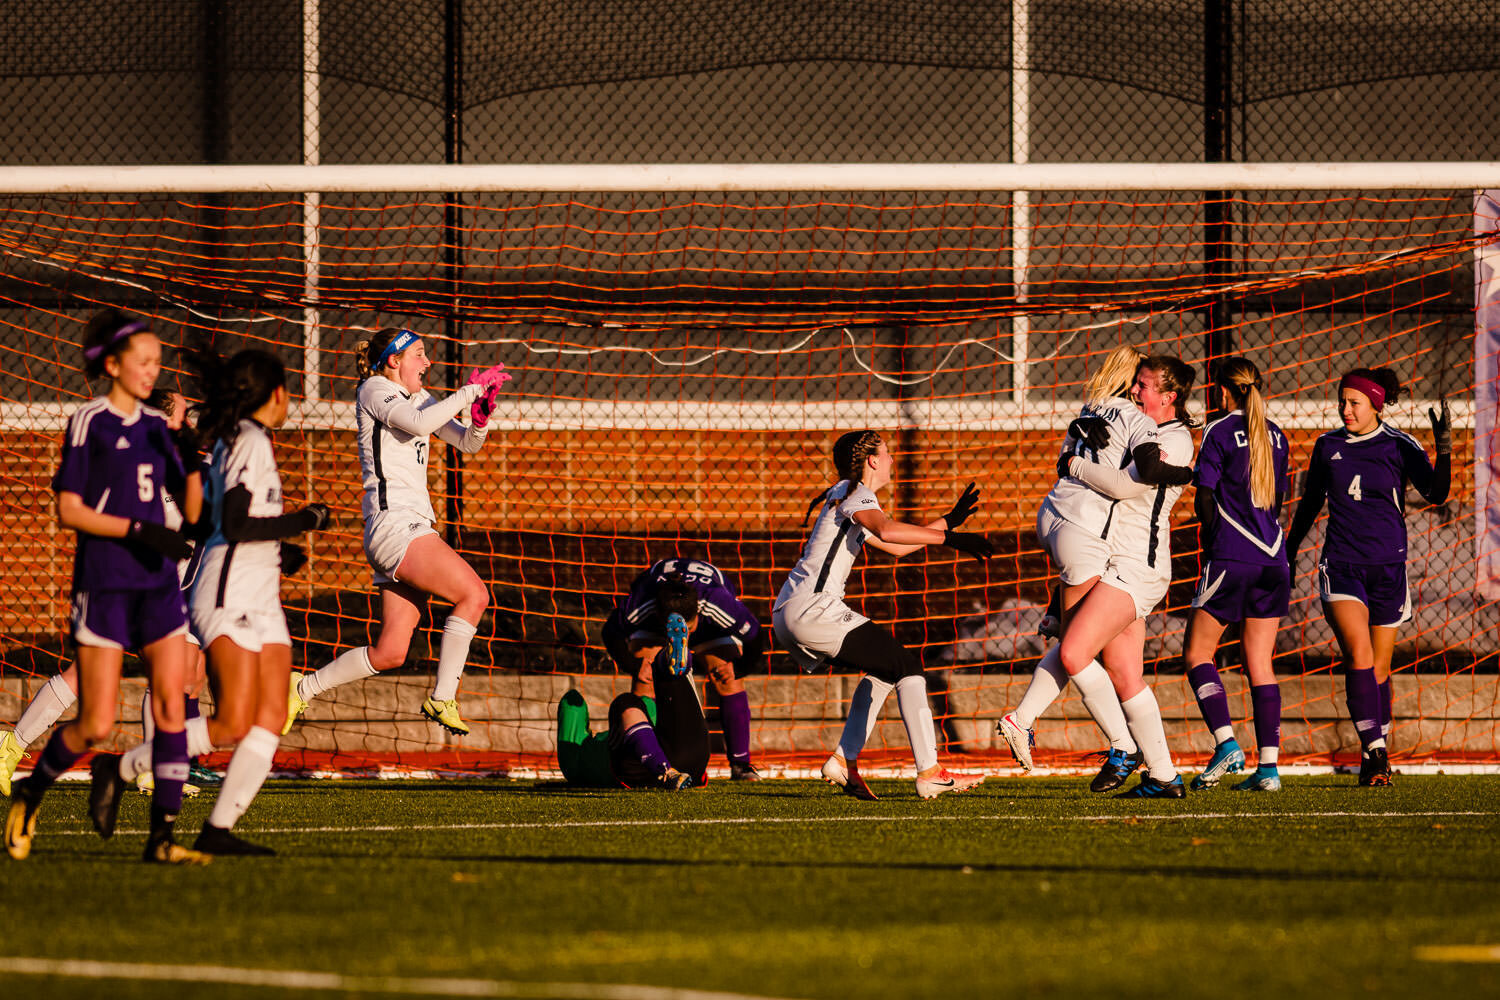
[1339,373,1386,411]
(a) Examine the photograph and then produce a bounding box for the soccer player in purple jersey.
[6,309,206,864]
[1286,367,1451,786]
[1181,358,1292,792]
[602,558,767,780]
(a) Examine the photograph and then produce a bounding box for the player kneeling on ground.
[602,559,765,780]
[556,592,710,790]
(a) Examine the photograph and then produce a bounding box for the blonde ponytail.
[1217,357,1274,510]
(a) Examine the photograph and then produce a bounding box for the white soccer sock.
[1120,687,1177,782]
[15,674,76,746]
[1259,746,1279,768]
[1013,646,1066,731]
[432,615,478,702]
[299,646,376,701]
[895,675,939,772]
[140,687,155,742]
[208,725,280,830]
[836,675,894,762]
[1071,662,1138,754]
[119,716,214,782]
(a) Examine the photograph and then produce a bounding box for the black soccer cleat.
[1089,748,1144,793]
[88,753,129,839]
[193,821,275,856]
[1116,773,1187,799]
[1358,747,1393,787]
[729,762,763,782]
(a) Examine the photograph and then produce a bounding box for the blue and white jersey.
[617,558,761,648]
[776,480,879,605]
[1306,423,1435,565]
[1196,411,1291,566]
[52,397,185,592]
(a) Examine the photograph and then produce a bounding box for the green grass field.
[2,775,1498,999]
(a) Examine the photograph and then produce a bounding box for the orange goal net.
[1,166,1495,775]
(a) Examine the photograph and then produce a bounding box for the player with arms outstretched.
[1182,357,1292,792]
[775,430,992,801]
[287,328,510,737]
[602,557,766,779]
[1285,367,1450,786]
[6,310,203,864]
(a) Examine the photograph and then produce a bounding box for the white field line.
[41,810,1497,838]
[0,956,797,1000]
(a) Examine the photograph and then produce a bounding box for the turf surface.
[2,775,1498,999]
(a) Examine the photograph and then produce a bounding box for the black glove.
[1429,397,1451,456]
[1068,416,1111,452]
[1285,545,1298,574]
[942,482,980,528]
[280,541,308,575]
[128,520,193,562]
[943,529,994,563]
[1056,450,1075,479]
[296,503,331,532]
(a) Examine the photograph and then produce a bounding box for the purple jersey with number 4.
[1305,424,1435,565]
[52,397,186,592]
[617,558,761,650]
[1195,411,1292,566]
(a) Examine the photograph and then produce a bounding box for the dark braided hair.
[803,430,884,524]
[185,337,287,447]
[655,574,700,621]
[355,328,414,380]
[81,308,153,380]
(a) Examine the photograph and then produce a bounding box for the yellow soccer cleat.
[283,673,309,736]
[5,786,41,861]
[0,732,26,798]
[420,697,470,736]
[134,773,200,799]
[144,835,212,866]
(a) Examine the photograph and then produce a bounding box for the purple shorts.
[1192,558,1290,623]
[1318,560,1412,628]
[70,587,189,652]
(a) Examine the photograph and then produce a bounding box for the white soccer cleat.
[820,753,848,788]
[997,712,1035,771]
[916,768,985,799]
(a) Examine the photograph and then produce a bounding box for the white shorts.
[1036,497,1111,586]
[1099,553,1170,620]
[772,593,869,673]
[191,605,291,652]
[364,510,439,585]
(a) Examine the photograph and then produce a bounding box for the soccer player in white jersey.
[997,346,1194,792]
[286,328,510,736]
[90,346,330,855]
[773,430,992,800]
[1054,356,1199,798]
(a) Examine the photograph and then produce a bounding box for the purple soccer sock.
[1344,667,1384,749]
[721,690,752,766]
[29,730,85,795]
[1377,678,1392,736]
[185,696,201,721]
[621,722,671,777]
[1250,683,1281,756]
[150,727,190,816]
[1187,662,1234,736]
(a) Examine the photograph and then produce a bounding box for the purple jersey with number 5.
[619,558,761,649]
[52,397,186,592]
[1195,411,1292,566]
[1305,424,1434,565]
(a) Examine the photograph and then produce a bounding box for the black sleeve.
[1131,443,1195,487]
[1404,441,1451,507]
[220,484,320,543]
[1194,486,1219,546]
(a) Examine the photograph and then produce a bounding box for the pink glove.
[467,363,513,391]
[470,383,502,429]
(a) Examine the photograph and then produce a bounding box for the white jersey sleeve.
[356,376,480,522]
[776,481,879,605]
[1105,420,1195,572]
[1045,396,1160,532]
[193,420,284,610]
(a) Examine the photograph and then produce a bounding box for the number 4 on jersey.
[1347,474,1362,502]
